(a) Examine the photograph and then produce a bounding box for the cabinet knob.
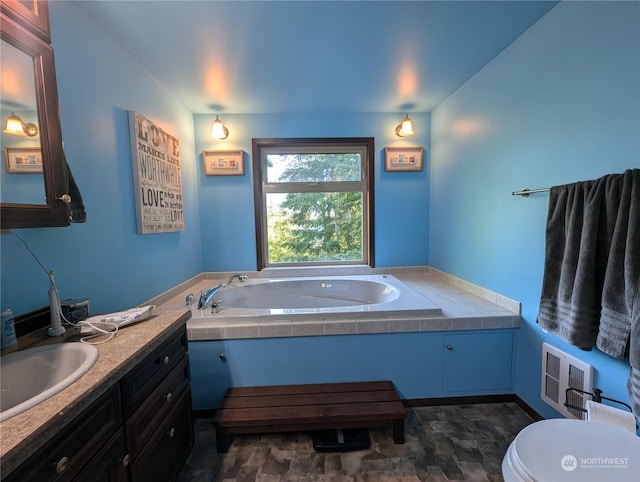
[121,454,130,467]
[165,392,173,402]
[219,354,226,360]
[163,355,170,365]
[55,456,69,474]
[167,427,176,438]
[446,344,453,351]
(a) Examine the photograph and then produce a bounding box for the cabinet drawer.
[130,390,194,482]
[74,429,128,482]
[121,326,187,417]
[125,355,190,457]
[4,384,122,482]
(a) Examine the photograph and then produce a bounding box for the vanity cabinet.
[3,325,194,482]
[122,326,193,482]
[129,389,193,482]
[75,430,128,482]
[3,384,125,482]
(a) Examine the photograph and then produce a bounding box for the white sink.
[0,343,98,422]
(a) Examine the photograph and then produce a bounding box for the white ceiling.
[74,0,558,114]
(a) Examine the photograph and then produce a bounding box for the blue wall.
[0,2,431,315]
[193,112,431,271]
[0,2,203,315]
[429,1,640,417]
[1,0,638,419]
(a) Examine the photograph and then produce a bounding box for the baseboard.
[404,393,544,421]
[512,394,545,421]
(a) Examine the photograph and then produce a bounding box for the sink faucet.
[198,283,227,310]
[227,274,248,285]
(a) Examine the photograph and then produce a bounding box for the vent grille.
[541,343,593,419]
[545,373,560,403]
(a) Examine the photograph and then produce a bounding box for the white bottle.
[1,308,17,349]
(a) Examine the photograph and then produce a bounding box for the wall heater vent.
[541,343,593,419]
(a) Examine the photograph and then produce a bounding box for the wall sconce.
[3,112,38,137]
[211,115,229,139]
[395,114,414,137]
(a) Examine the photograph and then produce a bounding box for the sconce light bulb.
[395,114,415,137]
[3,112,27,137]
[211,115,229,139]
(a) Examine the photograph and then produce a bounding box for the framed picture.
[384,146,424,172]
[129,111,184,234]
[4,147,43,173]
[203,149,244,176]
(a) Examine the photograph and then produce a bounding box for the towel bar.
[564,387,633,413]
[511,187,551,197]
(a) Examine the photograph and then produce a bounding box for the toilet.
[502,419,640,481]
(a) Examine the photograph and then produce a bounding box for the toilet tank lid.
[511,419,640,482]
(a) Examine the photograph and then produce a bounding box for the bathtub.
[186,274,441,323]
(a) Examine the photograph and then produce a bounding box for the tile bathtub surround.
[178,401,535,481]
[146,266,521,313]
[153,270,521,341]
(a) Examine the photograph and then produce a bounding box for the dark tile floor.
[178,402,535,482]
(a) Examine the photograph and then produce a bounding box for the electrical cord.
[66,317,119,345]
[14,230,118,345]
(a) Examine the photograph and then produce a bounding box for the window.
[252,138,375,269]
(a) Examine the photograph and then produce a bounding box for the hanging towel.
[537,177,608,348]
[596,169,639,358]
[594,169,639,421]
[538,168,640,420]
[628,282,640,420]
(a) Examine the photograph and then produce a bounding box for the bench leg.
[216,428,232,453]
[392,420,405,444]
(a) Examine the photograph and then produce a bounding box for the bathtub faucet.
[198,283,226,310]
[227,274,248,285]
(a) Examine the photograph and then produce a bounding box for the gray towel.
[538,178,607,348]
[594,169,639,421]
[596,169,639,358]
[629,281,640,420]
[538,168,640,420]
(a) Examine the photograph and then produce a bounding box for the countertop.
[0,309,191,477]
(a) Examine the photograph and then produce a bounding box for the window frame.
[252,137,375,269]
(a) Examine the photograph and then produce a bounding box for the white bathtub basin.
[0,342,98,422]
[221,278,401,309]
[188,274,441,322]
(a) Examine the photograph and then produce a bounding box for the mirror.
[0,7,70,228]
[1,38,46,205]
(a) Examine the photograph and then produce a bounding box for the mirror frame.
[1,11,70,228]
[0,0,50,42]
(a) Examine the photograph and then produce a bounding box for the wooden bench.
[213,380,407,452]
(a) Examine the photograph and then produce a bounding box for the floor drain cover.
[312,428,371,452]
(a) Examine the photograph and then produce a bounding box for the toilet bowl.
[502,419,640,481]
